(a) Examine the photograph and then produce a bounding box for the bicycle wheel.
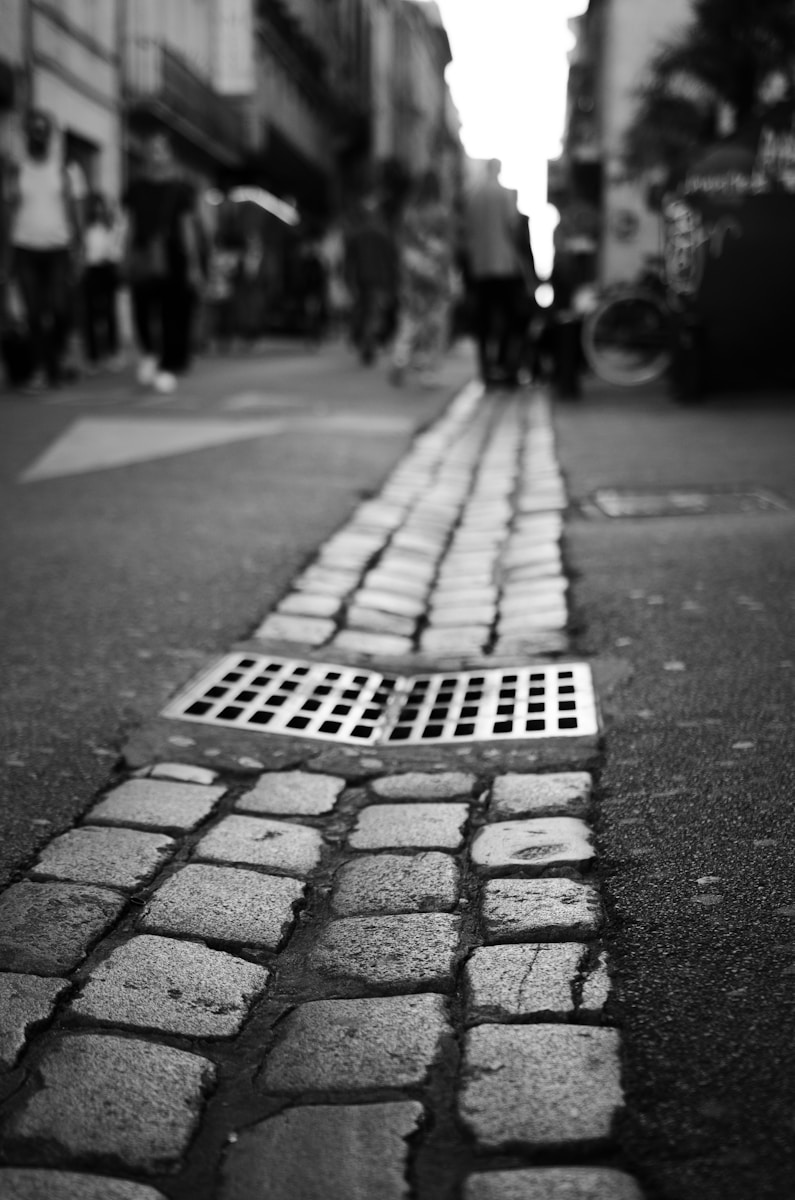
[582,290,673,386]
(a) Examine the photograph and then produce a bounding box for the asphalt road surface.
[555,380,795,1200]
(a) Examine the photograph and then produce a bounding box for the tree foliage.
[624,0,795,181]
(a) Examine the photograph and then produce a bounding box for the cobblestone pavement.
[0,382,644,1199]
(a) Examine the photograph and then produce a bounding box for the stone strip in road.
[256,382,570,661]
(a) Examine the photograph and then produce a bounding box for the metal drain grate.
[163,655,598,743]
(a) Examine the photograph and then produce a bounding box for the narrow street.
[0,350,793,1200]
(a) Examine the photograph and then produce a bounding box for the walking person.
[122,132,202,394]
[462,158,533,388]
[344,191,397,365]
[80,191,123,373]
[7,109,80,391]
[390,171,453,387]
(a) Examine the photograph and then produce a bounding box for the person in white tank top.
[8,109,78,389]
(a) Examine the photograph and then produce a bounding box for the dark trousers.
[472,275,526,384]
[82,263,119,363]
[13,246,72,382]
[131,277,194,373]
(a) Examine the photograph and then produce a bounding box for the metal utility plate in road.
[163,654,599,745]
[583,487,791,519]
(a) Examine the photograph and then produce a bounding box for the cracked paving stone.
[482,879,602,943]
[140,865,304,950]
[465,944,584,1022]
[261,994,450,1093]
[489,773,592,821]
[308,913,461,992]
[69,934,268,1038]
[350,804,469,850]
[194,815,323,876]
[220,1101,423,1200]
[345,606,417,638]
[459,1025,623,1151]
[0,975,68,1069]
[85,779,224,834]
[352,589,428,619]
[4,1033,214,1174]
[29,827,176,892]
[471,818,594,877]
[370,772,477,801]
[463,1167,645,1200]
[331,853,459,915]
[237,771,345,817]
[0,882,126,976]
[254,614,335,645]
[0,1170,169,1199]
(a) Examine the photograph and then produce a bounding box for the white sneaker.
[137,355,157,386]
[154,371,177,394]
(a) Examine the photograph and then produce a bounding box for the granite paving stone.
[69,934,269,1038]
[352,590,428,618]
[140,865,304,950]
[360,571,429,598]
[85,779,224,834]
[0,882,126,976]
[471,818,594,877]
[463,1168,644,1200]
[194,815,323,876]
[370,772,477,801]
[465,944,584,1022]
[0,975,68,1068]
[331,852,459,915]
[493,633,569,657]
[277,592,342,619]
[220,1102,422,1200]
[345,606,417,638]
[5,1033,214,1174]
[350,804,469,850]
[332,631,414,657]
[459,1025,623,1150]
[237,771,345,817]
[261,994,450,1093]
[579,950,612,1020]
[427,604,496,627]
[482,879,602,943]
[420,629,489,655]
[489,774,593,821]
[148,763,217,785]
[29,827,176,891]
[294,567,360,594]
[0,1170,169,1200]
[254,614,335,645]
[309,913,461,992]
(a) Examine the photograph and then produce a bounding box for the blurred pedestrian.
[344,191,397,365]
[462,158,531,388]
[7,109,80,391]
[81,191,123,373]
[122,132,202,394]
[390,171,452,387]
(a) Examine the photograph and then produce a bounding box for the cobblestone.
[261,994,450,1093]
[482,879,602,943]
[277,592,342,618]
[30,827,176,891]
[489,773,592,821]
[331,630,414,657]
[70,934,268,1038]
[350,803,469,850]
[345,606,417,637]
[254,614,336,645]
[140,865,304,950]
[309,913,461,992]
[353,589,427,618]
[0,882,125,976]
[149,763,217,785]
[85,779,224,833]
[370,772,477,801]
[237,771,345,817]
[220,1102,422,1200]
[0,1171,169,1199]
[0,975,68,1068]
[471,818,594,876]
[465,944,584,1022]
[331,852,459,915]
[459,1025,623,1150]
[194,815,323,876]
[4,1033,214,1173]
[463,1168,644,1200]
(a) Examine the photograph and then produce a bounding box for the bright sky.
[428,0,589,276]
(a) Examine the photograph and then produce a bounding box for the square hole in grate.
[164,656,598,744]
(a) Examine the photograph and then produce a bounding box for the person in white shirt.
[81,192,123,371]
[8,109,79,389]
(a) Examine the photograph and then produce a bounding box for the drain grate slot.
[164,655,598,743]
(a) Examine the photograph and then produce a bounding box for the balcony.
[124,38,246,167]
